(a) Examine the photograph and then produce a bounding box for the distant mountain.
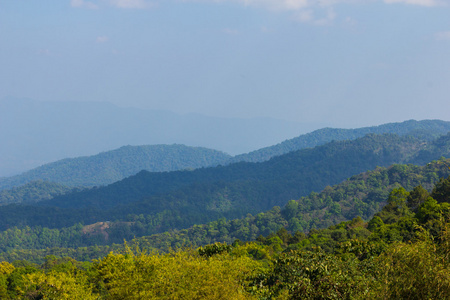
[0,97,319,177]
[0,144,231,190]
[0,133,434,232]
[227,119,450,164]
[3,117,449,191]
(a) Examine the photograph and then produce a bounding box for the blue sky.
[1,0,450,128]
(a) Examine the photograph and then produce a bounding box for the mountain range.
[0,119,449,256]
[0,132,449,236]
[0,137,449,256]
[1,119,449,191]
[230,119,450,163]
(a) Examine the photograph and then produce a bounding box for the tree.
[432,176,450,203]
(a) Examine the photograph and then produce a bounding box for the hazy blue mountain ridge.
[228,119,450,164]
[0,144,231,191]
[1,118,449,192]
[0,97,316,177]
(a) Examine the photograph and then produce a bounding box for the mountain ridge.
[0,133,437,233]
[0,144,231,191]
[0,97,315,176]
[227,119,450,164]
[1,119,449,191]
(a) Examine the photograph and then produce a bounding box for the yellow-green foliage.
[232,242,274,262]
[95,247,262,299]
[375,226,450,300]
[25,271,97,300]
[260,250,380,300]
[0,261,14,276]
[0,261,15,298]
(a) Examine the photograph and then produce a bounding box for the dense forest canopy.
[0,126,450,299]
[0,134,441,235]
[0,133,448,255]
[0,158,448,261]
[1,172,450,299]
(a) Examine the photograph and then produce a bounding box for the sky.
[1,0,450,128]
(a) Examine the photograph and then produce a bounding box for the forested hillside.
[136,159,450,250]
[0,133,448,262]
[0,136,449,255]
[0,134,423,232]
[1,172,450,299]
[0,144,231,190]
[229,119,450,164]
[1,159,446,257]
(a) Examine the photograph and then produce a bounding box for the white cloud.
[181,0,357,25]
[383,0,444,6]
[210,0,309,11]
[435,31,450,41]
[291,5,336,25]
[179,0,447,26]
[70,0,98,9]
[268,0,309,10]
[108,0,152,8]
[96,36,109,43]
[181,0,367,11]
[70,0,155,9]
[183,0,446,11]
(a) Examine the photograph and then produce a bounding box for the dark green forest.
[0,158,448,259]
[0,133,449,253]
[2,172,450,299]
[0,134,435,232]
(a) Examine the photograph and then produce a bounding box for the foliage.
[94,246,261,300]
[0,134,437,234]
[0,159,449,256]
[198,242,232,257]
[1,175,450,298]
[259,250,379,299]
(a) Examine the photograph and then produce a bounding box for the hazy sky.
[1,0,450,128]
